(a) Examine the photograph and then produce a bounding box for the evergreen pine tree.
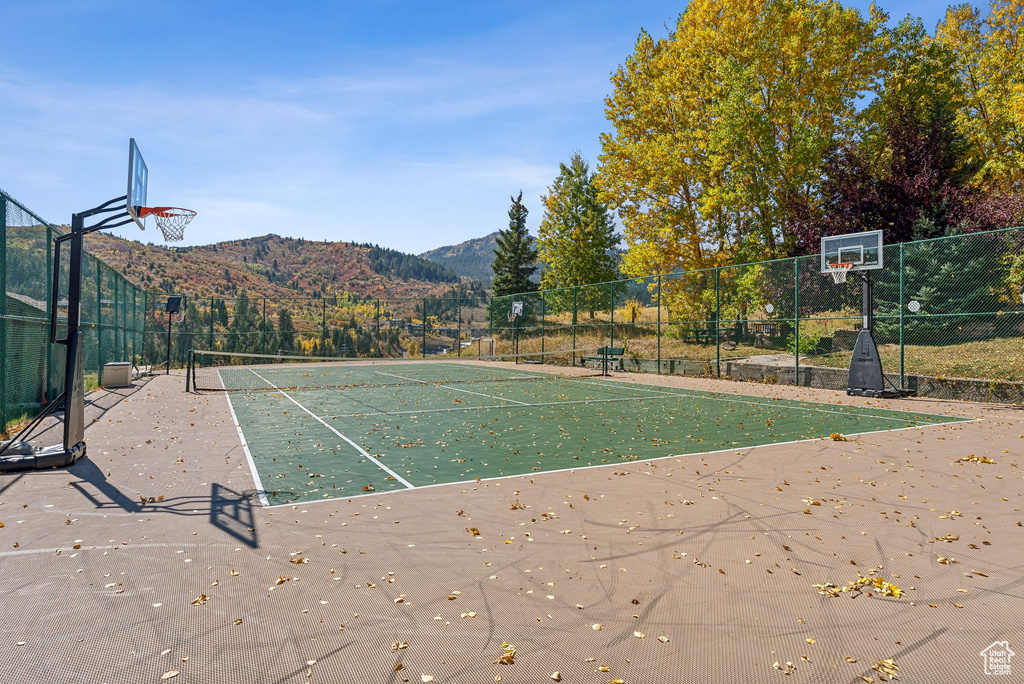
[538,152,619,288]
[491,191,538,297]
[537,152,620,316]
[277,308,296,351]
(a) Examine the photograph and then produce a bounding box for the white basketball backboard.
[820,230,883,272]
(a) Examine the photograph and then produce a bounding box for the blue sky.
[0,0,982,253]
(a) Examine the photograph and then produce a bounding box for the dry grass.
[476,326,1024,384]
[811,337,1024,382]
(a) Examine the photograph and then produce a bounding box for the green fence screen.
[493,227,1024,402]
[5,182,1021,427]
[1,189,152,434]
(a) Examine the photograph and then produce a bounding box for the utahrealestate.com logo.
[981,641,1014,676]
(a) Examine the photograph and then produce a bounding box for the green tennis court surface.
[217,360,965,506]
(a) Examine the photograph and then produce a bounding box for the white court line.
[261,417,981,509]
[373,370,532,405]
[0,541,241,558]
[248,369,415,489]
[221,370,270,507]
[325,393,674,419]
[486,366,954,424]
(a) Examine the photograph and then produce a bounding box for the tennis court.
[195,354,967,506]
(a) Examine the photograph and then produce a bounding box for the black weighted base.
[0,441,85,473]
[847,329,914,398]
[847,387,906,399]
[847,328,885,394]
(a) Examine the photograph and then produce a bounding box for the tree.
[934,0,1024,191]
[228,291,258,352]
[538,153,620,290]
[791,18,997,250]
[491,191,538,297]
[537,153,621,317]
[598,0,889,278]
[277,307,296,351]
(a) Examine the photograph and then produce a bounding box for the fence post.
[141,291,148,366]
[208,296,214,350]
[899,243,905,387]
[793,258,800,385]
[422,298,427,359]
[540,292,545,364]
[117,274,123,362]
[572,286,578,367]
[715,268,721,378]
[488,299,493,357]
[262,298,267,354]
[321,299,327,355]
[0,198,7,433]
[609,282,614,350]
[457,299,462,357]
[375,299,381,357]
[656,274,661,374]
[131,288,137,366]
[120,278,127,360]
[45,224,54,400]
[97,265,104,386]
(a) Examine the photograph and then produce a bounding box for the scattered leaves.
[493,642,516,665]
[813,575,903,598]
[955,455,994,464]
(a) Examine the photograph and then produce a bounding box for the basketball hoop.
[508,300,523,324]
[826,262,854,284]
[139,206,196,242]
[173,311,185,324]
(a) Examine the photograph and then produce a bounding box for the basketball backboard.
[127,138,148,230]
[820,230,883,272]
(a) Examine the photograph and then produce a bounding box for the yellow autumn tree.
[598,0,889,280]
[934,0,1024,191]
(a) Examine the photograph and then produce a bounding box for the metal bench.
[585,346,625,375]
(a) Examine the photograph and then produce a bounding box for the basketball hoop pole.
[856,270,874,332]
[166,309,173,375]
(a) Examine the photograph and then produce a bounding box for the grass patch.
[811,337,1024,382]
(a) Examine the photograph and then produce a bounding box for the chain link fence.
[7,181,1020,424]
[151,292,492,369]
[492,227,1024,402]
[1,189,151,435]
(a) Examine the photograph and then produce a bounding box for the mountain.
[85,233,486,300]
[420,232,499,285]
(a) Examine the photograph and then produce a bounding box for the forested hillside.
[86,233,476,299]
[420,232,500,284]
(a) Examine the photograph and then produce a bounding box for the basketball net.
[827,262,853,284]
[507,312,519,324]
[139,206,196,242]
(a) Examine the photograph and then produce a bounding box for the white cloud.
[0,40,611,252]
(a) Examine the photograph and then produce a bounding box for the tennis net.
[189,348,602,392]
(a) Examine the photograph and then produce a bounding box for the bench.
[683,328,718,344]
[585,346,625,375]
